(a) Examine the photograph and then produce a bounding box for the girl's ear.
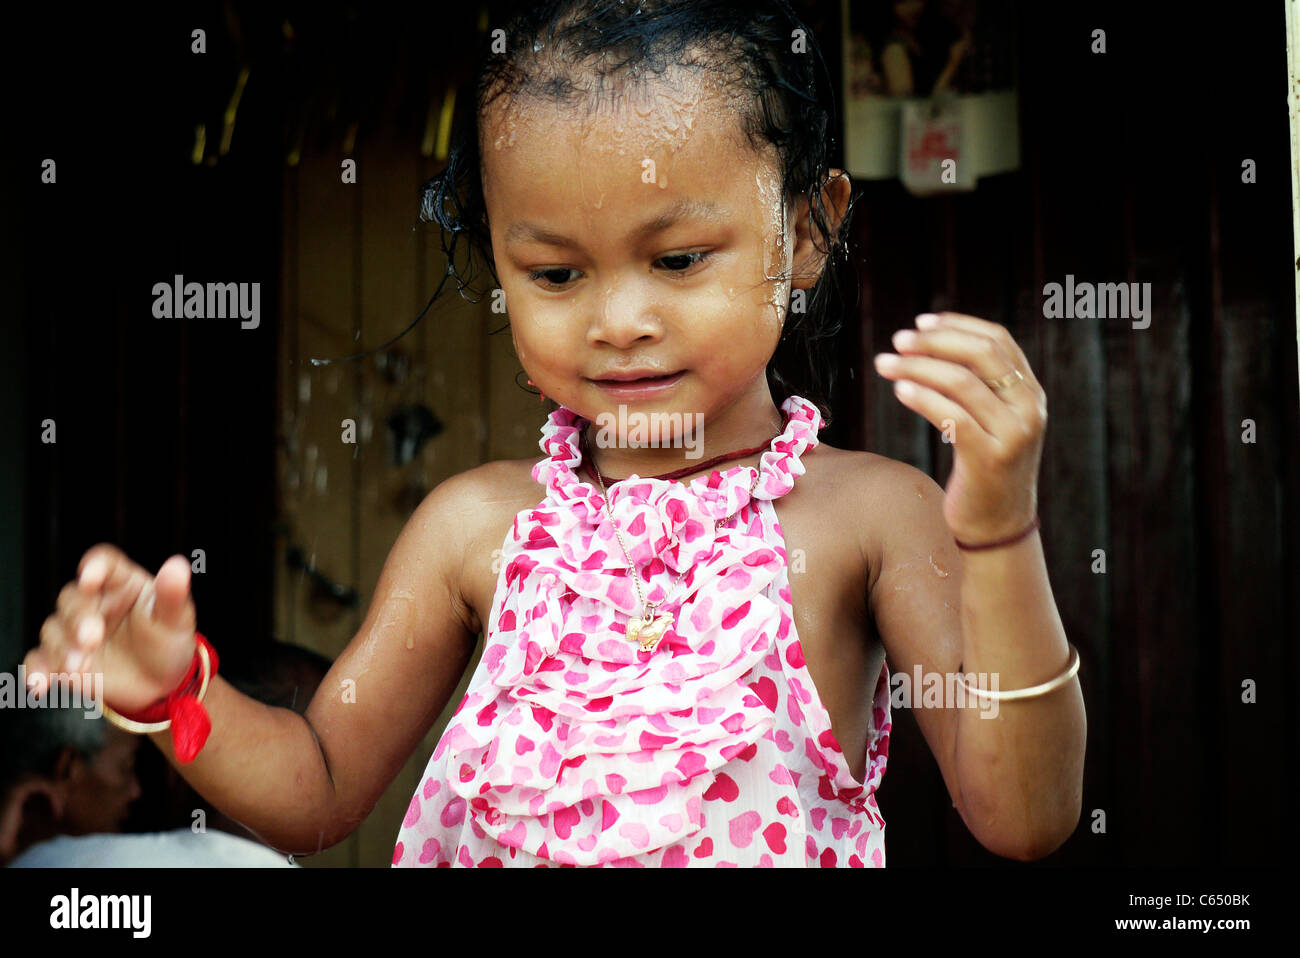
[789,169,852,290]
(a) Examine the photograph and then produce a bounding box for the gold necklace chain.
[591,445,762,652]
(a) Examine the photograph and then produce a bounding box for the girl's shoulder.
[802,442,949,586]
[410,458,547,637]
[821,443,943,496]
[799,440,939,511]
[442,456,546,543]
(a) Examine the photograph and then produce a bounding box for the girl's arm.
[154,467,484,855]
[864,460,1085,861]
[32,468,484,857]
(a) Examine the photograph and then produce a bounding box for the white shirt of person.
[8,828,300,867]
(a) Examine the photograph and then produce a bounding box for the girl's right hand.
[25,546,203,713]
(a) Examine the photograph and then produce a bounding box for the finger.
[54,585,103,669]
[56,581,89,621]
[889,378,992,450]
[27,632,84,696]
[148,556,195,632]
[78,544,130,593]
[893,324,1021,383]
[96,567,151,637]
[23,645,54,698]
[874,351,1009,441]
[96,550,149,604]
[890,324,1041,427]
[917,313,1043,393]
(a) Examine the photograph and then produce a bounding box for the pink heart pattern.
[390,396,892,867]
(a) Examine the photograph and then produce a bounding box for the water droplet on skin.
[929,553,949,577]
[756,169,787,282]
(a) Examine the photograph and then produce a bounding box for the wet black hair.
[418,0,857,425]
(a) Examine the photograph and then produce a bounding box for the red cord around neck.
[579,420,783,485]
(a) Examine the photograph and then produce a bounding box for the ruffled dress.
[392,395,892,867]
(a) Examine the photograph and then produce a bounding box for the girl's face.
[480,68,819,458]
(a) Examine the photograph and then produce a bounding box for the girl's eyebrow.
[504,198,727,249]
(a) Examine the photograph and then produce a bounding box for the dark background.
[1,0,1295,865]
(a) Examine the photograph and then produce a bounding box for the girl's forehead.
[482,65,751,157]
[480,72,777,206]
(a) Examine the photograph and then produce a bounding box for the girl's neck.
[580,401,787,485]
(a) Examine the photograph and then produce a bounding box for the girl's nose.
[589,282,664,349]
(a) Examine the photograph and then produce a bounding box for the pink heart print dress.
[392,395,892,867]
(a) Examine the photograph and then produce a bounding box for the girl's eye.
[655,251,711,273]
[526,251,711,290]
[527,267,580,288]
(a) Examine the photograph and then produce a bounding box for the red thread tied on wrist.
[110,632,219,763]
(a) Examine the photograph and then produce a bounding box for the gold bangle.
[101,641,212,734]
[955,644,1079,702]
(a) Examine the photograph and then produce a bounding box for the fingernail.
[916,313,940,328]
[893,330,918,349]
[77,617,100,645]
[81,557,103,583]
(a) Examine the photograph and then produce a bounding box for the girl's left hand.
[872,312,1047,545]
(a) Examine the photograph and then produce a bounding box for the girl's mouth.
[588,371,685,399]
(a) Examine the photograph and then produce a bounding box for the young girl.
[26,0,1084,867]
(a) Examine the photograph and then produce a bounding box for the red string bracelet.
[100,631,219,764]
[953,515,1041,551]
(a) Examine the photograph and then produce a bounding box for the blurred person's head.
[0,682,142,864]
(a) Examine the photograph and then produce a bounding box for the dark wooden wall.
[5,1,1296,867]
[5,2,286,842]
[860,3,1299,866]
